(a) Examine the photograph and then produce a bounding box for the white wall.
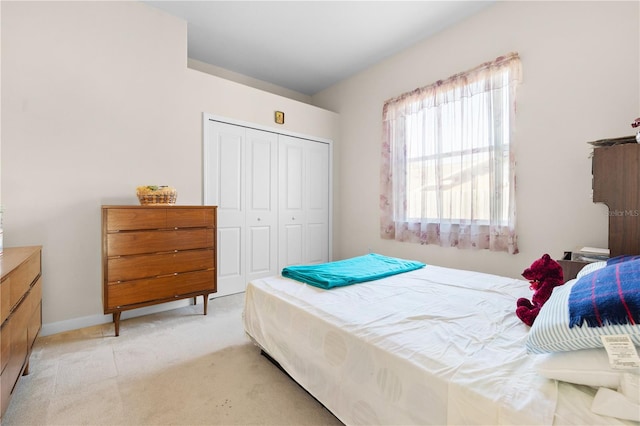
[188,58,313,105]
[312,1,640,278]
[1,1,339,334]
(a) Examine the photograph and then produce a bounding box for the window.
[380,53,521,254]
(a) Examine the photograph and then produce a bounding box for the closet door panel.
[306,141,330,264]
[204,121,246,296]
[307,223,327,264]
[219,139,243,213]
[280,141,304,211]
[218,227,242,283]
[279,136,306,269]
[282,223,304,267]
[278,135,329,268]
[307,142,329,210]
[248,226,272,274]
[248,138,273,210]
[246,129,278,281]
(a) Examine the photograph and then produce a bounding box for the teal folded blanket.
[281,253,425,289]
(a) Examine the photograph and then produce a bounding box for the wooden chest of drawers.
[0,246,42,420]
[102,206,217,336]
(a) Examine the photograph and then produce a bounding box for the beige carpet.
[2,294,342,425]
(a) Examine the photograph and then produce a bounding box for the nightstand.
[557,259,589,282]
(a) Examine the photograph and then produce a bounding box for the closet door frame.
[202,113,333,284]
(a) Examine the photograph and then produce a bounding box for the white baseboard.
[40,299,192,337]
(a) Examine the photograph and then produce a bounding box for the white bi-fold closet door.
[204,117,331,297]
[278,134,330,269]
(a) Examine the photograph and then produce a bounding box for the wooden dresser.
[102,206,217,336]
[0,246,42,420]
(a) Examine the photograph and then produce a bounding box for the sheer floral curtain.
[380,53,521,254]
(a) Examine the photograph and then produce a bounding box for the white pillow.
[575,261,607,279]
[533,348,638,388]
[526,279,640,353]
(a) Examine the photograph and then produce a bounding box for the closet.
[204,116,331,296]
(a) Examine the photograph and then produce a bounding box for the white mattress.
[243,264,631,425]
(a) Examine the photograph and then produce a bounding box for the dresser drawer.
[106,207,216,231]
[0,276,42,377]
[107,228,214,256]
[0,360,10,418]
[26,278,42,350]
[1,277,11,326]
[0,321,9,375]
[167,208,215,228]
[5,307,28,399]
[106,208,166,231]
[107,249,214,282]
[106,269,216,309]
[8,252,40,312]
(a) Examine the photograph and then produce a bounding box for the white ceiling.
[144,1,495,96]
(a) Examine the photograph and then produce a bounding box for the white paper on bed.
[243,265,559,425]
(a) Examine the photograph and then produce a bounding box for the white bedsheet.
[242,264,629,425]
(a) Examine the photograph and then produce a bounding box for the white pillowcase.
[575,261,607,279]
[533,348,638,389]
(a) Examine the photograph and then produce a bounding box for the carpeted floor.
[2,293,342,425]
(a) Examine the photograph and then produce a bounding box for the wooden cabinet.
[592,143,640,257]
[0,246,42,421]
[102,206,217,336]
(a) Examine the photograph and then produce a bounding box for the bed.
[243,254,639,425]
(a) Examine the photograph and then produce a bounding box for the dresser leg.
[113,312,121,337]
[203,294,208,315]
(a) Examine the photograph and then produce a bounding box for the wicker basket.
[136,186,177,205]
